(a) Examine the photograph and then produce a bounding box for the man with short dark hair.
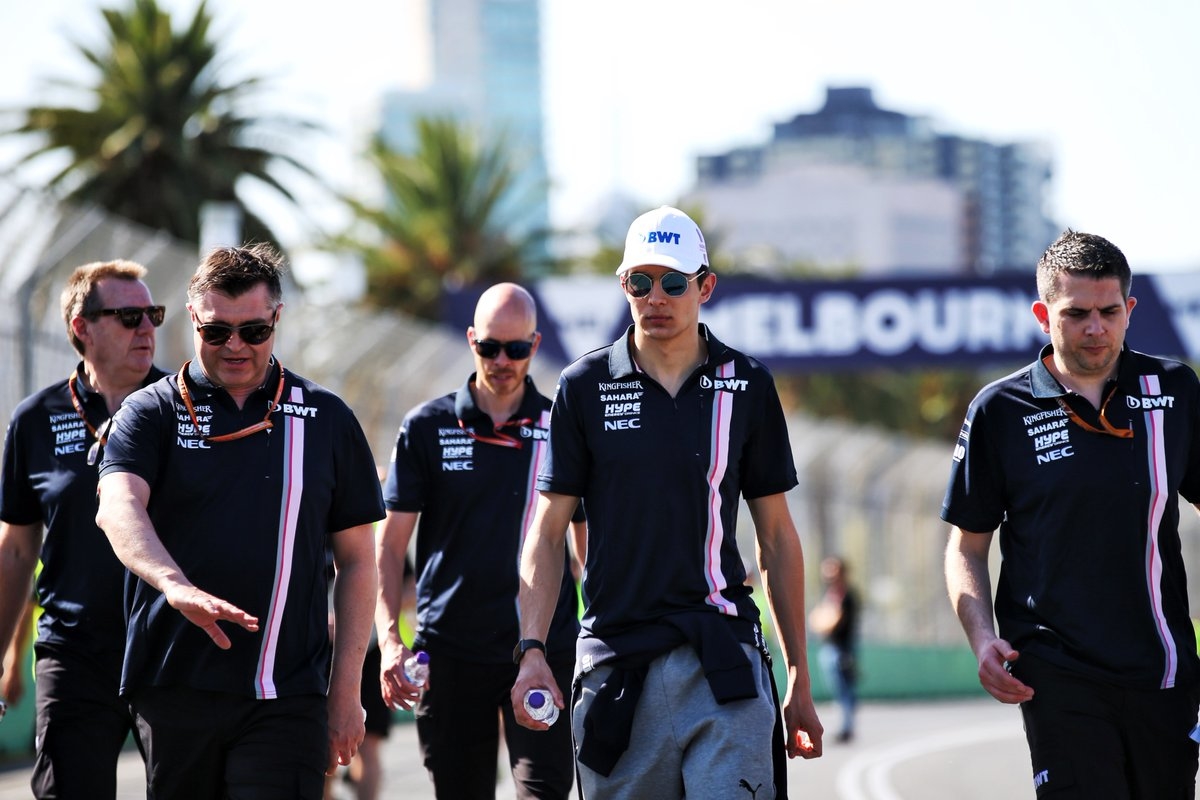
[0,260,164,798]
[376,282,583,799]
[95,244,384,798]
[944,230,1200,798]
[512,206,823,800]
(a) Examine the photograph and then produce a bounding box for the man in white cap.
[511,206,823,799]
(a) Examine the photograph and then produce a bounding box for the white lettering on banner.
[1152,273,1200,360]
[700,289,1042,358]
[537,275,629,360]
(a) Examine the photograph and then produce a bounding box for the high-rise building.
[690,87,1058,275]
[380,0,549,245]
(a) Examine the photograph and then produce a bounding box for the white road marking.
[835,720,1022,800]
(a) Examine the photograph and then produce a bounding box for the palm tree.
[4,0,316,245]
[334,116,551,320]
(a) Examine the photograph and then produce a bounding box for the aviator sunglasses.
[89,306,166,329]
[471,336,535,360]
[622,269,707,299]
[195,312,278,346]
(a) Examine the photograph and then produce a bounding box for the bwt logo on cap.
[643,231,682,245]
[617,205,708,275]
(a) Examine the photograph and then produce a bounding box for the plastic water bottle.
[523,689,559,725]
[403,650,430,688]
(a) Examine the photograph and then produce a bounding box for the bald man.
[375,283,584,799]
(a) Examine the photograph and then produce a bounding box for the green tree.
[335,117,551,320]
[5,0,315,245]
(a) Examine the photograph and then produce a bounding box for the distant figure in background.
[943,230,1200,798]
[0,260,165,799]
[809,556,860,743]
[375,282,583,799]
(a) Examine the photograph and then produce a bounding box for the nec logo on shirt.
[1126,395,1175,410]
[699,375,747,392]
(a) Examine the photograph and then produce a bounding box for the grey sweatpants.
[573,643,778,800]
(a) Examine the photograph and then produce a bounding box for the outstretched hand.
[164,585,259,649]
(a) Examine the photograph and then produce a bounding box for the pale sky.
[2,0,1198,272]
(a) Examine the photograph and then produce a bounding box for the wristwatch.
[513,638,546,665]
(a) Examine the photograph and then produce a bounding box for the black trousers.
[31,643,143,800]
[132,686,327,799]
[1012,653,1199,799]
[414,650,575,799]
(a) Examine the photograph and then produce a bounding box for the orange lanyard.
[177,360,286,443]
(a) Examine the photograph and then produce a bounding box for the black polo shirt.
[942,344,1200,690]
[98,359,384,699]
[1,363,167,656]
[538,324,798,642]
[384,374,580,664]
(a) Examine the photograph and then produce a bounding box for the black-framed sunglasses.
[470,336,535,360]
[195,313,278,346]
[621,269,707,299]
[89,306,166,329]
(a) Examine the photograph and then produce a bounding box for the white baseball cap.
[615,206,709,275]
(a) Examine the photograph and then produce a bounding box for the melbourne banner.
[444,272,1200,370]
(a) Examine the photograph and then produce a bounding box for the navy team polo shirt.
[943,344,1200,690]
[1,363,166,655]
[538,324,798,640]
[98,359,384,699]
[385,374,580,664]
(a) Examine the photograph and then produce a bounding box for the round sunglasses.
[470,336,535,360]
[195,320,277,346]
[88,306,166,329]
[621,269,707,299]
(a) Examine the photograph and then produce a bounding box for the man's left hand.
[325,686,366,775]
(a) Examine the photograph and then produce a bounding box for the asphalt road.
[0,696,1034,799]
